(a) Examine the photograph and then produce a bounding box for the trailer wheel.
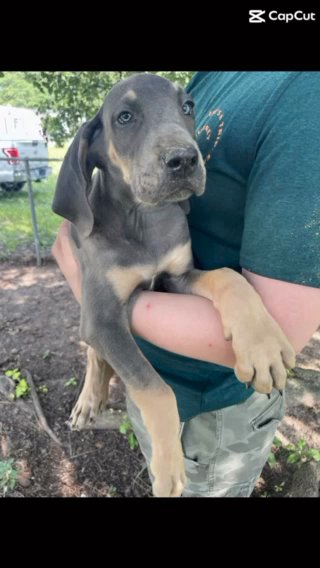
[0,182,26,192]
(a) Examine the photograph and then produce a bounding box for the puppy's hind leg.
[70,346,114,430]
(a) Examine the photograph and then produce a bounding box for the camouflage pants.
[126,389,285,497]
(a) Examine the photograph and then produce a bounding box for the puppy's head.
[102,73,206,204]
[53,73,206,236]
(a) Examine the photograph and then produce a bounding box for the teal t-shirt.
[136,72,320,421]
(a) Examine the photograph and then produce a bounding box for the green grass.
[0,143,68,257]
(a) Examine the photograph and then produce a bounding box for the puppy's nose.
[163,147,198,175]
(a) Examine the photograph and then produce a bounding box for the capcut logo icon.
[249,10,266,23]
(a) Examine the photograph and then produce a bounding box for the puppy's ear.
[52,113,101,237]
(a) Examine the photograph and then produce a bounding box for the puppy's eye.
[182,101,194,116]
[117,111,133,125]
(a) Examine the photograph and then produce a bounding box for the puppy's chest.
[105,240,192,302]
[80,203,192,302]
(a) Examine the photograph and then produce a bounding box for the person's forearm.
[130,290,236,368]
[52,220,319,368]
[130,272,320,370]
[52,220,81,303]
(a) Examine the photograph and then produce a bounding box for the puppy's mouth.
[139,178,205,206]
[164,174,206,201]
[132,165,206,205]
[164,188,194,202]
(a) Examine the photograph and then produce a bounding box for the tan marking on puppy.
[158,241,192,275]
[107,242,192,301]
[70,346,114,429]
[107,265,154,302]
[108,140,131,185]
[127,384,186,497]
[173,81,183,93]
[125,89,137,100]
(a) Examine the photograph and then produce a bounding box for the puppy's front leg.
[166,268,296,394]
[81,280,186,497]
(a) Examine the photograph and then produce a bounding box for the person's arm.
[52,222,319,370]
[51,220,81,303]
[131,289,237,367]
[130,274,320,365]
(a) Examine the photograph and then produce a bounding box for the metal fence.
[0,157,63,266]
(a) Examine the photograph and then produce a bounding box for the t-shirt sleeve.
[240,72,320,287]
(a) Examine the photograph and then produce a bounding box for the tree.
[0,72,47,109]
[24,71,194,146]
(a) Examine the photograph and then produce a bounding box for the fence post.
[25,158,41,267]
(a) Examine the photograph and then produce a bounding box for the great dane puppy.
[53,73,295,497]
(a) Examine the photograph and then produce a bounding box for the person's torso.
[187,71,297,271]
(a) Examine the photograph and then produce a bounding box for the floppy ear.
[52,114,101,237]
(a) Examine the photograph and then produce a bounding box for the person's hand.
[51,220,81,303]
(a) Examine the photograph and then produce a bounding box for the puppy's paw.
[69,388,108,430]
[232,316,296,394]
[151,443,187,497]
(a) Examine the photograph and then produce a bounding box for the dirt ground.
[0,260,319,498]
